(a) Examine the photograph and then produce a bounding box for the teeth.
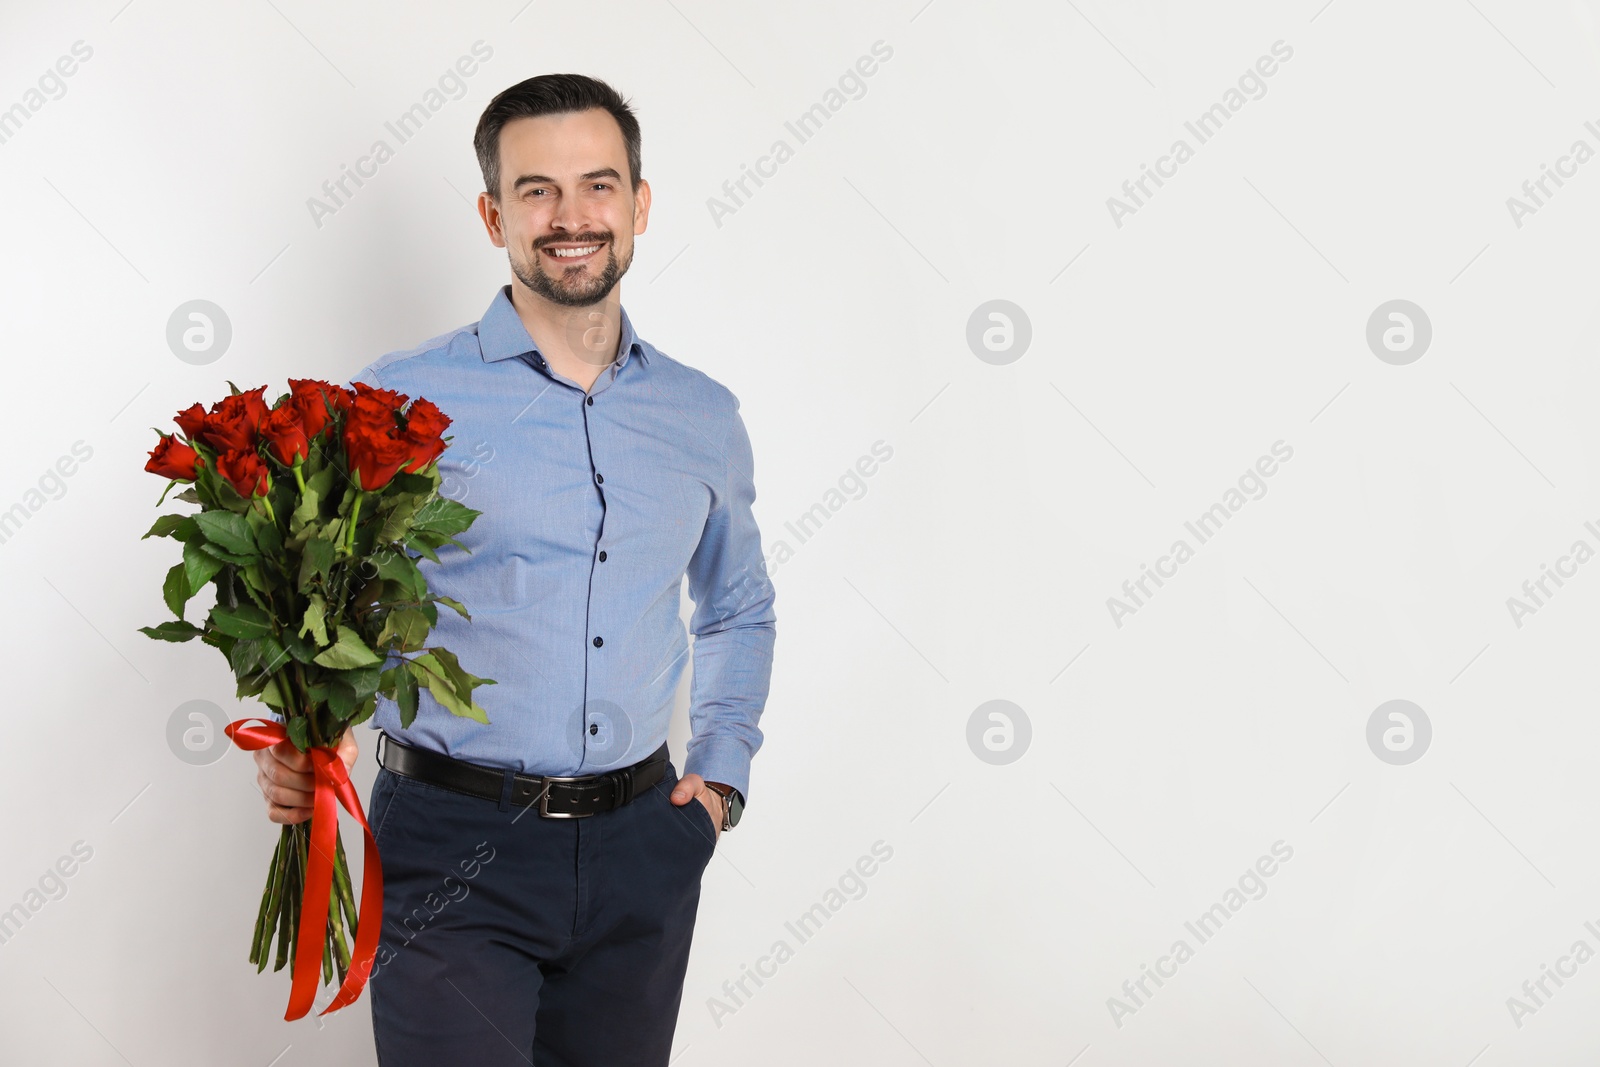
[550,245,601,258]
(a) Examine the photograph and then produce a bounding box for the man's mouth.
[542,242,605,264]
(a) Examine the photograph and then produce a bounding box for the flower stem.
[344,491,365,556]
[250,827,286,968]
[293,461,307,494]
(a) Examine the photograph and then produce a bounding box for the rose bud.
[402,397,451,441]
[174,403,207,442]
[261,405,311,466]
[145,434,200,481]
[287,378,348,439]
[215,448,270,498]
[343,421,413,491]
[199,385,270,454]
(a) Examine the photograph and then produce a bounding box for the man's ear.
[478,192,506,248]
[633,178,651,237]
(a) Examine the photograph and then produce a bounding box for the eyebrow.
[511,168,622,191]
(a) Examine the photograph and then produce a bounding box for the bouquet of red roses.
[140,378,494,1020]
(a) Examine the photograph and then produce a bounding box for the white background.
[3,0,1600,1063]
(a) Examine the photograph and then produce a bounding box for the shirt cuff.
[683,736,753,809]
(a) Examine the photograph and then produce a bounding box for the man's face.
[480,108,650,309]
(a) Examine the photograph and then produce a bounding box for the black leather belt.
[377,731,668,818]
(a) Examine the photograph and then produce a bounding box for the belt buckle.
[537,774,594,819]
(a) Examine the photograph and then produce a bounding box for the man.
[250,73,777,1065]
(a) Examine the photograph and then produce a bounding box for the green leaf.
[378,607,431,651]
[254,517,283,559]
[259,673,290,709]
[286,716,309,751]
[409,497,481,540]
[307,678,357,719]
[407,650,492,724]
[380,664,420,730]
[139,620,204,642]
[299,593,329,647]
[433,595,471,620]
[210,601,274,640]
[343,665,382,703]
[290,484,322,536]
[183,539,225,594]
[174,488,202,505]
[350,693,378,729]
[404,534,442,564]
[162,563,190,620]
[375,495,424,544]
[298,537,334,593]
[230,635,290,683]
[197,540,256,566]
[312,625,383,669]
[281,626,319,665]
[144,514,198,541]
[194,510,258,557]
[375,552,427,602]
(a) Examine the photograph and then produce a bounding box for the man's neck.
[509,281,625,376]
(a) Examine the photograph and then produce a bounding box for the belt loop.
[498,767,515,812]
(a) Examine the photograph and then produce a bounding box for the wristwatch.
[704,781,743,831]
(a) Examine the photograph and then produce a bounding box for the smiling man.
[251,73,776,1066]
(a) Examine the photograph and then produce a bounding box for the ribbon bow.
[225,718,383,1020]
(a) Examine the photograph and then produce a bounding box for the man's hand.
[254,728,360,825]
[670,773,723,843]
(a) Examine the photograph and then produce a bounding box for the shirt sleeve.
[680,396,777,809]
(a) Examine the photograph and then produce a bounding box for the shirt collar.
[478,283,648,369]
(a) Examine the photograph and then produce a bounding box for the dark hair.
[473,73,642,200]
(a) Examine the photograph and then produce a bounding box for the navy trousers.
[364,752,718,1065]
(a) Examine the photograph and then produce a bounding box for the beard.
[511,234,632,308]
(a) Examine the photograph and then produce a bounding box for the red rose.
[403,397,451,440]
[145,434,200,481]
[198,385,270,454]
[287,379,350,439]
[399,398,451,473]
[348,381,409,431]
[343,420,413,491]
[174,403,207,442]
[260,405,311,466]
[215,448,270,498]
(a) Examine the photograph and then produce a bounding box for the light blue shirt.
[316,284,775,804]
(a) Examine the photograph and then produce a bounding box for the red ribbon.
[226,718,383,1021]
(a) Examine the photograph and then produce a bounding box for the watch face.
[727,792,743,827]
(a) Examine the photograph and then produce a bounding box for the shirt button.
[598,550,607,562]
[593,636,603,647]
[589,723,599,735]
[595,473,604,484]
[586,396,594,406]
